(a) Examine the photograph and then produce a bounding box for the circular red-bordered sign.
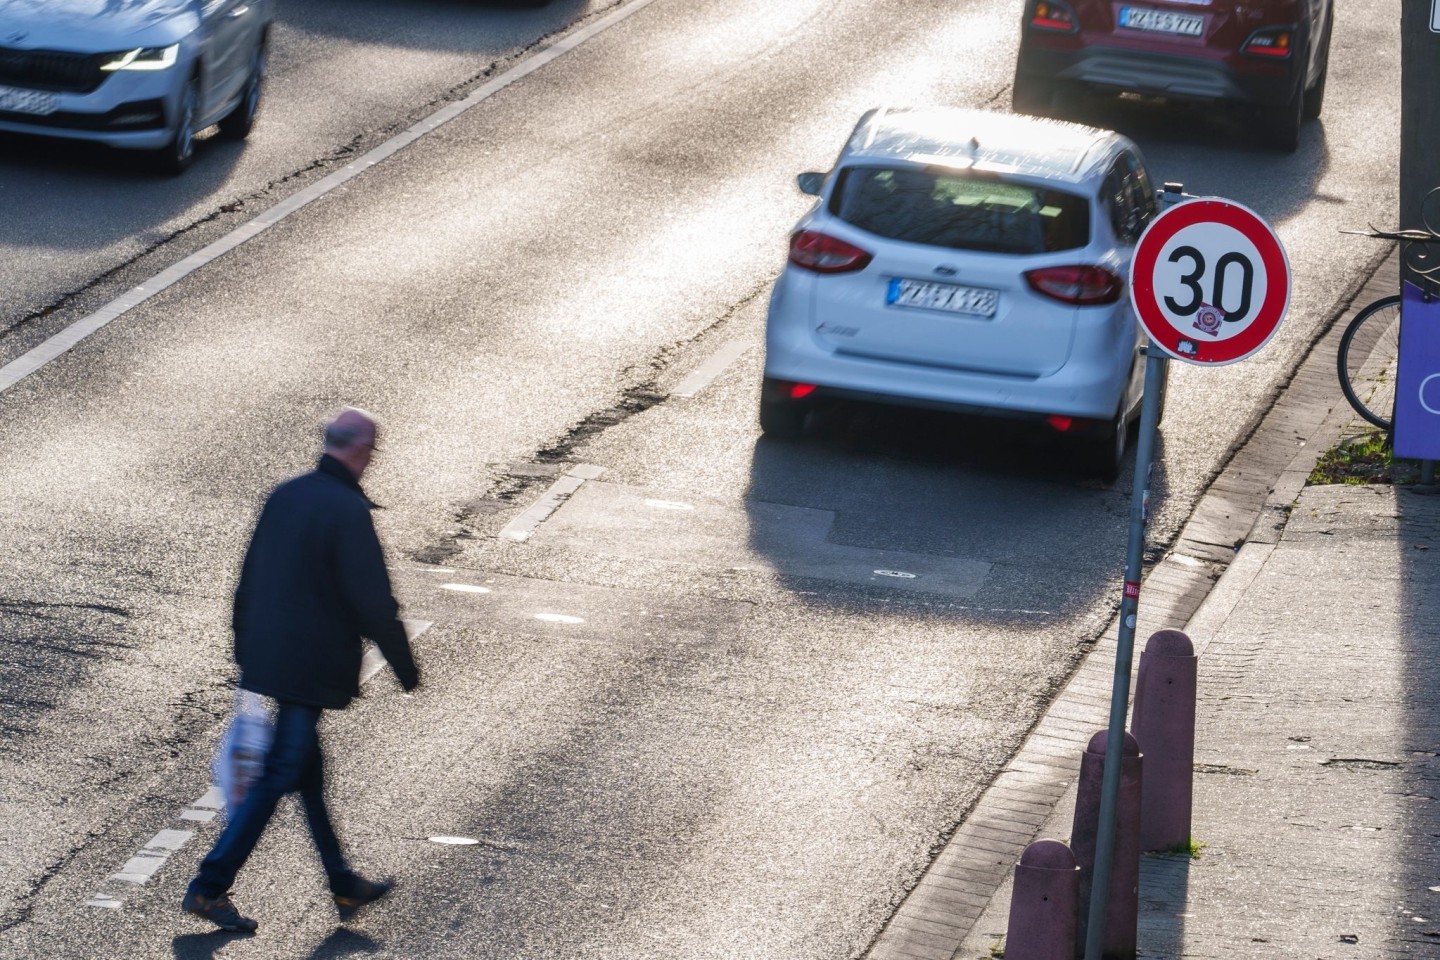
[1131,198,1290,366]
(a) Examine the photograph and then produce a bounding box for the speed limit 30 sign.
[1131,198,1291,365]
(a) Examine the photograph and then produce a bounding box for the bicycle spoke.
[1337,295,1401,431]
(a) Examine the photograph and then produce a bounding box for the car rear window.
[829,166,1090,254]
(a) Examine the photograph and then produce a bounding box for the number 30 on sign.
[1130,198,1291,366]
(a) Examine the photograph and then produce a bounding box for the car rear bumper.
[764,322,1135,422]
[1018,42,1299,107]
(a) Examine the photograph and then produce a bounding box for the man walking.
[183,408,420,932]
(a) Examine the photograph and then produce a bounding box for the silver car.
[762,107,1168,481]
[0,0,274,173]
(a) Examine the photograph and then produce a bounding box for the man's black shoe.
[334,876,394,921]
[182,890,259,932]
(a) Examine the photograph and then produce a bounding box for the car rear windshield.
[829,166,1090,254]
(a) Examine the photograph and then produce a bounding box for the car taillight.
[1025,266,1124,305]
[789,230,873,274]
[1242,27,1294,57]
[1029,0,1079,32]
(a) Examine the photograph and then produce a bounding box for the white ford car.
[761,107,1167,480]
[0,0,274,173]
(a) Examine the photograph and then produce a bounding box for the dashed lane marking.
[533,613,585,624]
[670,341,750,398]
[87,621,431,909]
[0,0,666,397]
[499,464,606,542]
[360,619,432,687]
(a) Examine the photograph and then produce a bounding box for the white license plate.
[0,84,59,116]
[1118,6,1204,35]
[887,278,998,318]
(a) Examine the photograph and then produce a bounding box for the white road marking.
[112,829,194,884]
[429,836,480,846]
[360,619,432,686]
[872,570,917,579]
[644,499,695,511]
[534,613,585,625]
[87,619,433,908]
[440,583,492,594]
[670,341,751,398]
[499,464,606,542]
[0,0,665,397]
[190,786,225,810]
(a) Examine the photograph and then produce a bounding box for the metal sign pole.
[1083,345,1169,960]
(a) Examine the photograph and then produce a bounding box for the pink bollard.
[1005,840,1079,960]
[1071,730,1142,960]
[1131,629,1197,853]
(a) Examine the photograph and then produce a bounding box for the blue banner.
[1395,281,1440,460]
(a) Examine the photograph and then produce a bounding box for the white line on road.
[670,341,751,398]
[360,619,432,686]
[0,0,664,397]
[499,464,606,542]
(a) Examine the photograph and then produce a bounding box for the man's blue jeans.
[189,701,356,898]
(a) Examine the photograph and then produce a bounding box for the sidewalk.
[953,479,1440,959]
[869,247,1440,960]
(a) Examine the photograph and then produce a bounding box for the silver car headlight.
[99,45,180,72]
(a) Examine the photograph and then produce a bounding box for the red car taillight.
[789,230,873,274]
[1029,0,1079,32]
[1025,266,1124,306]
[1242,26,1294,58]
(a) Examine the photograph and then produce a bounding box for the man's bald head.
[323,407,378,479]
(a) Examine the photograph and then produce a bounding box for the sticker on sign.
[1130,198,1290,366]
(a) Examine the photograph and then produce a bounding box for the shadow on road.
[305,928,382,958]
[1059,93,1333,229]
[742,402,1172,625]
[0,130,246,253]
[172,929,257,959]
[282,0,593,54]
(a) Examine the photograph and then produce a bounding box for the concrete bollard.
[1005,839,1079,959]
[1071,730,1142,959]
[1131,629,1198,853]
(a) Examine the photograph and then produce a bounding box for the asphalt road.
[0,0,1402,956]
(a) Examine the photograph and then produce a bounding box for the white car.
[0,0,274,173]
[762,107,1167,480]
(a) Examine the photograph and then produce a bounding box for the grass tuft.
[1307,430,1421,486]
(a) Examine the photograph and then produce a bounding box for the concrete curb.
[865,248,1401,960]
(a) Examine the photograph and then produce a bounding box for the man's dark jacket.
[234,455,419,709]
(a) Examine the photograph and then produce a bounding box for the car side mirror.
[796,172,825,196]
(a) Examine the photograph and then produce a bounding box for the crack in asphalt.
[409,276,775,567]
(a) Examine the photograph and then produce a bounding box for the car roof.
[840,107,1126,185]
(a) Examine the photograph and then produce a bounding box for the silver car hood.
[0,0,198,51]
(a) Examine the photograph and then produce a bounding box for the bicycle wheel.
[1337,294,1401,430]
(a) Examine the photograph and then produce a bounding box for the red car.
[1012,0,1333,152]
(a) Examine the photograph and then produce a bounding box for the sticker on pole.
[1131,198,1290,366]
